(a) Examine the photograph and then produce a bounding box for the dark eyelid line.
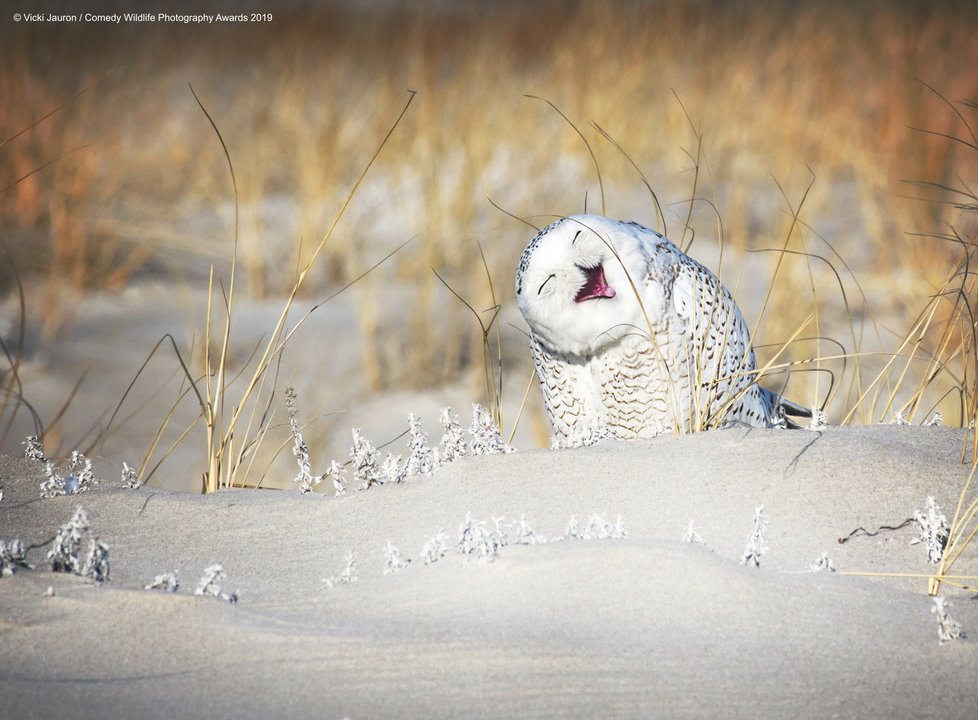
[572,230,582,245]
[538,274,556,294]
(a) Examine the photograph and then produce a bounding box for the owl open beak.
[574,264,616,302]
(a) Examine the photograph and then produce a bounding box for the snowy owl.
[515,214,807,446]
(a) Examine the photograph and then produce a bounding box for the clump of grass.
[101,88,416,493]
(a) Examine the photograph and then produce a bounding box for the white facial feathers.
[515,214,664,358]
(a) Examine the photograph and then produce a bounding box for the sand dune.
[1,425,977,719]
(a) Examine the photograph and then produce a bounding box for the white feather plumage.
[516,214,796,446]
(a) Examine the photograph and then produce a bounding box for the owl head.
[515,214,663,358]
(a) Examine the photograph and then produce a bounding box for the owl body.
[515,214,798,446]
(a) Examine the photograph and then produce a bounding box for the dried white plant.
[40,451,99,499]
[405,412,436,479]
[381,453,406,485]
[0,539,30,577]
[553,420,622,449]
[515,514,547,545]
[808,552,836,572]
[64,451,97,494]
[145,572,180,592]
[324,552,357,587]
[924,411,943,427]
[82,539,110,582]
[325,459,347,496]
[23,435,47,463]
[469,404,514,455]
[421,530,451,565]
[195,564,238,603]
[740,505,768,568]
[285,386,322,493]
[121,462,139,489]
[808,407,828,431]
[457,512,506,563]
[39,462,66,499]
[350,428,382,490]
[568,514,626,540]
[932,596,964,644]
[383,541,410,574]
[438,407,468,465]
[47,506,90,574]
[889,411,910,425]
[682,521,706,545]
[492,515,513,547]
[912,496,950,563]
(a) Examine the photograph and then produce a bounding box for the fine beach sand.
[2,425,978,719]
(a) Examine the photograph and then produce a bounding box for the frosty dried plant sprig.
[324,551,357,587]
[350,428,382,490]
[381,453,406,485]
[566,514,626,540]
[23,435,47,463]
[121,462,139,488]
[47,506,90,574]
[0,539,31,577]
[469,403,514,455]
[515,514,546,545]
[39,462,65,499]
[808,552,836,572]
[83,539,110,582]
[145,572,180,592]
[808,407,828,431]
[421,530,451,565]
[741,505,768,567]
[405,412,435,479]
[285,386,322,493]
[682,520,706,545]
[457,512,507,563]
[912,496,950,564]
[325,459,347,495]
[195,564,238,603]
[932,596,963,644]
[924,411,943,427]
[438,407,468,465]
[39,451,99,498]
[383,541,410,574]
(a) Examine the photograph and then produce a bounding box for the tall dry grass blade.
[189,84,239,492]
[432,267,503,424]
[179,89,415,491]
[0,144,92,196]
[525,95,605,216]
[487,197,540,232]
[591,120,667,237]
[0,60,129,151]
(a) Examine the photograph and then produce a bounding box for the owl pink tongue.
[575,264,616,303]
